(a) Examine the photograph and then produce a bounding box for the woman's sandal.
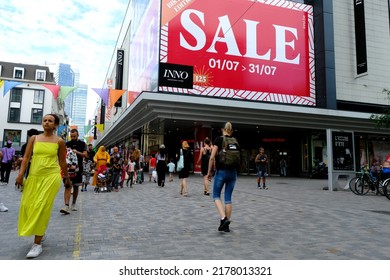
[183,192,188,197]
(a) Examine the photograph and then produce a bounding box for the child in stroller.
[95,164,109,193]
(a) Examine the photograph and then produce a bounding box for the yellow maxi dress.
[18,141,62,236]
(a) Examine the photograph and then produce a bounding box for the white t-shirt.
[127,162,136,172]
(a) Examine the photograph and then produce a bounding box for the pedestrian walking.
[178,140,192,196]
[1,140,15,185]
[60,129,87,214]
[255,147,268,189]
[280,158,287,177]
[196,137,212,195]
[92,146,110,187]
[132,148,141,183]
[207,122,240,232]
[126,157,136,187]
[167,159,175,182]
[156,144,167,187]
[149,154,156,182]
[16,114,72,258]
[111,156,121,192]
[81,156,94,192]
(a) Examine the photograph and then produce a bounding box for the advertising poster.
[160,0,315,105]
[332,131,354,171]
[127,0,160,105]
[3,129,21,147]
[359,138,390,172]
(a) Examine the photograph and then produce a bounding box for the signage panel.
[332,131,355,171]
[159,63,193,89]
[159,0,315,105]
[353,0,368,75]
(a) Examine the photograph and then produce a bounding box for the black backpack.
[218,136,240,168]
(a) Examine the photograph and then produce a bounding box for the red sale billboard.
[159,0,315,105]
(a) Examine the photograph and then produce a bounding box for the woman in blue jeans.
[207,122,239,232]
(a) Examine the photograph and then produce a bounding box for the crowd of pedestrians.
[0,117,266,258]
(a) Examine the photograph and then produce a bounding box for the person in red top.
[149,154,156,182]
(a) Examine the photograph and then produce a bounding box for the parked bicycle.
[380,168,390,200]
[350,165,386,196]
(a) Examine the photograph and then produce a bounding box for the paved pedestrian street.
[1,170,390,260]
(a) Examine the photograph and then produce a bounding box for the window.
[10,88,22,102]
[31,109,43,124]
[36,70,46,81]
[34,90,44,104]
[9,108,20,122]
[13,67,24,79]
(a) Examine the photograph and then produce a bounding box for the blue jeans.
[213,169,237,204]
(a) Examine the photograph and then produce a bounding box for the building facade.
[0,61,66,151]
[93,0,390,177]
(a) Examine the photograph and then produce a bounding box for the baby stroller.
[95,173,108,193]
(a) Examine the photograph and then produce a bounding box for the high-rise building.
[67,84,88,139]
[55,63,74,86]
[55,63,87,140]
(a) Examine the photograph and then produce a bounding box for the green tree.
[370,88,390,129]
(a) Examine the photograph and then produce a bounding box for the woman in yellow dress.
[91,145,110,187]
[16,114,71,259]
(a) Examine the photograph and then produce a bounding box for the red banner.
[160,0,315,105]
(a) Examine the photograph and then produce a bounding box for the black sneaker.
[224,225,230,232]
[218,217,230,231]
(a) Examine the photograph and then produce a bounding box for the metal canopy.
[97,92,389,147]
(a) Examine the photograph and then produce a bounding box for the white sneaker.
[70,204,77,211]
[26,244,42,259]
[0,203,8,212]
[60,206,70,215]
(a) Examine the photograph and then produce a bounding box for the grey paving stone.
[1,171,390,260]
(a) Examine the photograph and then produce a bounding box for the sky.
[0,0,129,121]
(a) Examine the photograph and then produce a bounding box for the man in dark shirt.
[60,129,87,214]
[87,144,95,161]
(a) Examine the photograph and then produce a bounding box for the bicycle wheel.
[355,177,370,195]
[376,180,386,196]
[382,179,390,200]
[349,176,360,195]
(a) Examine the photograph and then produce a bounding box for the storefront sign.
[160,0,315,105]
[353,0,368,75]
[159,63,193,88]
